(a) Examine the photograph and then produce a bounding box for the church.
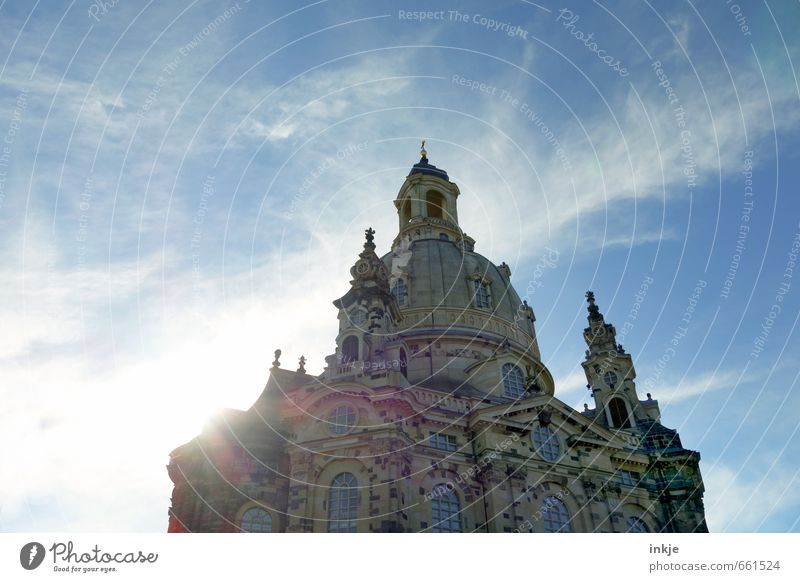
[166,146,708,533]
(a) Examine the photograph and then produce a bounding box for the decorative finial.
[586,290,602,319]
[584,403,589,411]
[272,349,281,368]
[297,355,306,373]
[364,227,375,245]
[420,139,427,160]
[647,392,652,400]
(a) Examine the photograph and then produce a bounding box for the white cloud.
[656,370,740,406]
[0,234,346,530]
[703,462,800,532]
[554,368,588,398]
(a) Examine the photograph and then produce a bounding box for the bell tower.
[581,291,661,430]
[392,142,465,249]
[329,228,402,369]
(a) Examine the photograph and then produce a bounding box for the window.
[429,432,457,452]
[616,470,639,487]
[473,279,491,308]
[542,496,571,532]
[608,397,631,429]
[502,363,526,399]
[439,233,449,241]
[399,348,408,379]
[430,485,461,532]
[349,308,367,329]
[531,425,560,462]
[426,190,444,219]
[341,336,359,363]
[240,507,272,533]
[327,405,356,435]
[604,371,618,386]
[400,198,411,224]
[328,472,358,532]
[627,516,649,533]
[391,279,407,306]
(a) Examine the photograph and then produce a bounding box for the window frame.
[616,470,640,487]
[391,278,408,306]
[608,397,632,429]
[626,516,649,533]
[327,404,357,435]
[603,370,619,387]
[341,335,360,363]
[531,424,561,462]
[472,278,491,308]
[430,484,462,532]
[328,472,359,533]
[349,307,368,329]
[501,363,526,399]
[541,496,571,533]
[426,190,445,220]
[428,432,458,452]
[399,347,408,379]
[239,507,273,533]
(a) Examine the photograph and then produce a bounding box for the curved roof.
[381,238,523,325]
[407,156,449,180]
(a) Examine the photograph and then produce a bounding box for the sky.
[0,0,798,533]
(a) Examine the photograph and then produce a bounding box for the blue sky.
[0,0,798,532]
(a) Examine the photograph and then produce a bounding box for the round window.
[327,405,356,435]
[531,424,560,462]
[604,371,618,386]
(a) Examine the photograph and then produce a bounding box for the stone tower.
[166,147,707,533]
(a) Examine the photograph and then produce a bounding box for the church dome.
[381,239,524,329]
[327,145,546,395]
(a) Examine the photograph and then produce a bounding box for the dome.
[381,238,523,326]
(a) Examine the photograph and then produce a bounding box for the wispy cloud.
[703,461,800,532]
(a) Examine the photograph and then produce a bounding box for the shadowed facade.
[166,148,708,533]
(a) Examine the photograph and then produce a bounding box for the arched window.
[328,472,358,532]
[627,516,649,533]
[502,363,526,399]
[608,397,632,429]
[400,198,411,224]
[391,279,407,306]
[473,279,491,308]
[240,507,272,533]
[430,484,462,532]
[531,424,560,462]
[426,190,444,219]
[399,348,408,379]
[542,496,571,532]
[327,405,356,435]
[341,336,359,363]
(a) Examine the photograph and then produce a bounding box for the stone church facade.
[166,148,708,533]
